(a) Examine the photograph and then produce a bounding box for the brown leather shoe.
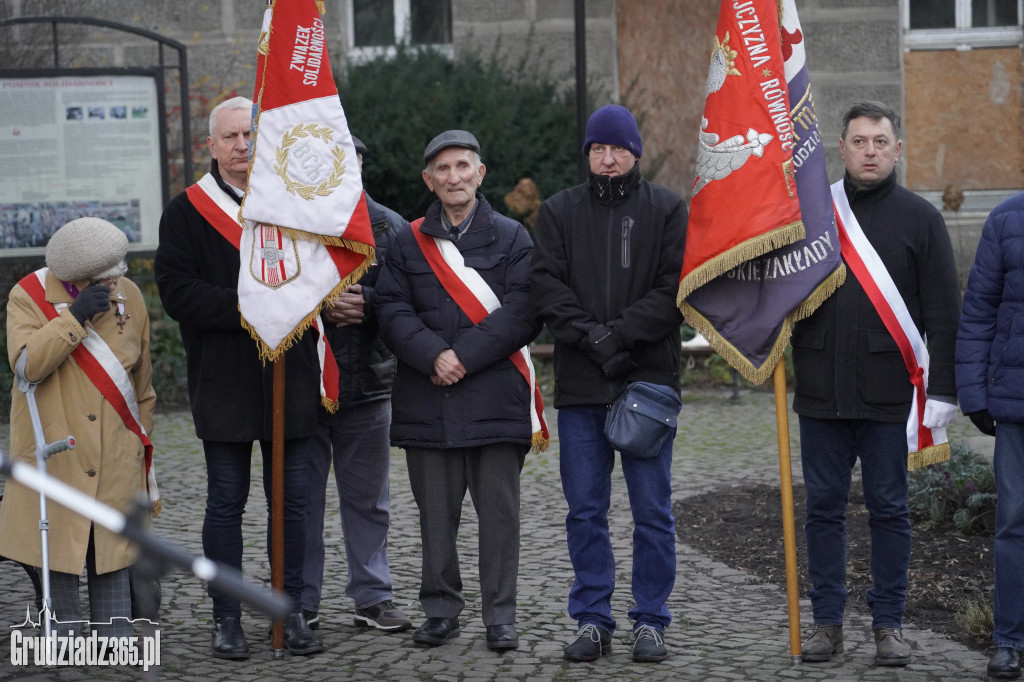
[801,624,843,662]
[874,627,911,666]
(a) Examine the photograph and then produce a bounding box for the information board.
[0,73,163,256]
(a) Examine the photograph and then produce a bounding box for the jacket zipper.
[621,216,634,269]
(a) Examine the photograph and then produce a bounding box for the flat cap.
[351,135,366,156]
[423,129,480,165]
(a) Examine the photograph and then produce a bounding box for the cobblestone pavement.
[0,388,992,681]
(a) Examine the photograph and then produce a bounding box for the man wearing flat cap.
[0,217,156,643]
[300,135,413,634]
[531,104,688,664]
[376,130,544,651]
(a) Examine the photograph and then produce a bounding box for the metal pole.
[574,0,588,183]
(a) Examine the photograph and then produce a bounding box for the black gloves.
[968,409,996,436]
[601,351,633,379]
[579,323,623,365]
[69,284,111,325]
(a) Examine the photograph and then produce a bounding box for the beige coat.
[0,270,155,574]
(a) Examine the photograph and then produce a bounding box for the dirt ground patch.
[674,483,993,650]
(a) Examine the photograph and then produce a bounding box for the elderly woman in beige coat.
[0,217,155,640]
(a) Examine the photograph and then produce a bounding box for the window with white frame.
[904,0,1023,49]
[348,0,452,58]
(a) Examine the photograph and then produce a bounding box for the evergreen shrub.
[337,45,580,221]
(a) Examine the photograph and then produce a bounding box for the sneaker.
[564,624,612,662]
[873,627,911,666]
[631,625,667,663]
[353,599,413,632]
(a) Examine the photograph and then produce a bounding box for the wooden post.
[271,355,285,658]
[773,360,802,661]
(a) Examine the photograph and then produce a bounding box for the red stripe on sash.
[18,273,155,470]
[833,211,932,450]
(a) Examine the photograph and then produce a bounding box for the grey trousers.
[405,443,527,626]
[302,400,395,611]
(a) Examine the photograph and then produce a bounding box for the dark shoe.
[874,627,911,666]
[412,617,460,646]
[485,624,519,650]
[801,624,843,662]
[988,647,1023,679]
[564,624,612,662]
[353,599,413,632]
[303,608,320,631]
[283,612,324,655]
[631,625,667,663]
[211,617,250,660]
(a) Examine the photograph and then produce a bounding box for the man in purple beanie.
[531,104,688,663]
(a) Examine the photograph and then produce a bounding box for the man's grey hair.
[208,96,253,137]
[841,100,901,140]
[424,151,483,174]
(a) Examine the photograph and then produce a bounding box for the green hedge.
[338,45,581,221]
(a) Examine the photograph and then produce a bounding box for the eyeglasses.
[90,276,121,288]
[588,144,632,159]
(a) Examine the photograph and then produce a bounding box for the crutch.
[15,350,76,640]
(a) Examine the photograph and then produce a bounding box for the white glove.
[922,398,958,429]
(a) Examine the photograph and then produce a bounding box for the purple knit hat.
[582,104,642,158]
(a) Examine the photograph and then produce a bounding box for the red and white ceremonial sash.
[186,173,243,248]
[185,176,340,411]
[411,220,549,451]
[831,182,949,469]
[19,269,161,507]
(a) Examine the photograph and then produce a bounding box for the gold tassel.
[531,431,550,453]
[240,254,374,362]
[316,1,326,16]
[907,442,950,471]
[321,396,340,414]
[677,221,805,300]
[151,499,162,518]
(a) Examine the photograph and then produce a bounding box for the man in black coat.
[791,101,960,667]
[154,96,323,659]
[376,130,541,652]
[531,104,687,664]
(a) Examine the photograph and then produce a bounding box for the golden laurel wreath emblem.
[274,123,346,200]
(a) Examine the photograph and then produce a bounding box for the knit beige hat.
[45,217,129,283]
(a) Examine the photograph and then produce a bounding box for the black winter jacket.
[376,194,541,448]
[154,162,320,441]
[792,171,960,422]
[531,164,688,407]
[322,194,407,409]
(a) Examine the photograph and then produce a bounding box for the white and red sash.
[411,220,549,451]
[19,269,161,509]
[186,175,340,412]
[831,181,949,469]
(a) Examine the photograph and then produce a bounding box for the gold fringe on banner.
[677,220,805,302]
[531,430,549,453]
[678,262,847,386]
[240,254,373,363]
[907,441,951,471]
[321,395,340,414]
[316,1,326,16]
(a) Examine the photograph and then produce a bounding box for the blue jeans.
[993,421,1024,650]
[558,405,676,634]
[202,438,311,618]
[799,416,910,629]
[302,400,394,612]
